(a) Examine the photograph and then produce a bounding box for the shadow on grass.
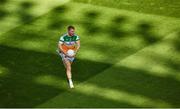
[0,45,112,107]
[83,42,136,63]
[4,28,49,41]
[107,16,128,38]
[40,91,136,108]
[48,5,69,30]
[73,0,180,18]
[137,22,160,44]
[0,8,163,64]
[0,0,8,20]
[155,55,180,72]
[149,31,180,72]
[17,1,35,24]
[82,10,102,34]
[88,65,180,107]
[0,8,8,20]
[173,31,180,52]
[0,0,8,4]
[81,11,161,45]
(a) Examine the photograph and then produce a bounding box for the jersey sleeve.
[59,35,64,44]
[76,35,80,41]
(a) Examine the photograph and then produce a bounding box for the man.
[57,26,80,88]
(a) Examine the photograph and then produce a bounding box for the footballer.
[57,26,80,88]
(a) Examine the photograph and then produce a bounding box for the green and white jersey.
[59,33,80,46]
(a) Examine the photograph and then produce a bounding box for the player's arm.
[75,40,80,53]
[58,36,68,56]
[58,43,63,53]
[58,42,67,56]
[67,40,80,58]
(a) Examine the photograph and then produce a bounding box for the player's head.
[67,25,75,36]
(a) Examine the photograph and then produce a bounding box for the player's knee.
[68,67,71,71]
[66,65,71,70]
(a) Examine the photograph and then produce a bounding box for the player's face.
[68,29,75,36]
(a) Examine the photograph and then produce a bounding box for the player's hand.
[74,50,78,54]
[68,54,76,58]
[63,52,70,58]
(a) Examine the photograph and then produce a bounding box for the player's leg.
[57,50,66,68]
[58,51,74,88]
[64,59,74,88]
[64,59,71,80]
[62,59,67,68]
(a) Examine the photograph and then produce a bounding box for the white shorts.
[56,50,75,62]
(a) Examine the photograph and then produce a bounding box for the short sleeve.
[76,36,80,41]
[59,36,64,44]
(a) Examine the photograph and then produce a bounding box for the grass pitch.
[0,0,180,107]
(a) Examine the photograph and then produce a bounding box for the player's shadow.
[107,16,128,38]
[81,10,102,35]
[136,22,160,44]
[48,5,69,30]
[17,1,35,24]
[0,45,114,107]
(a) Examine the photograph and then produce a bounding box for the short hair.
[67,25,75,30]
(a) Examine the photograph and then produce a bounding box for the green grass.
[0,0,180,108]
[73,0,180,18]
